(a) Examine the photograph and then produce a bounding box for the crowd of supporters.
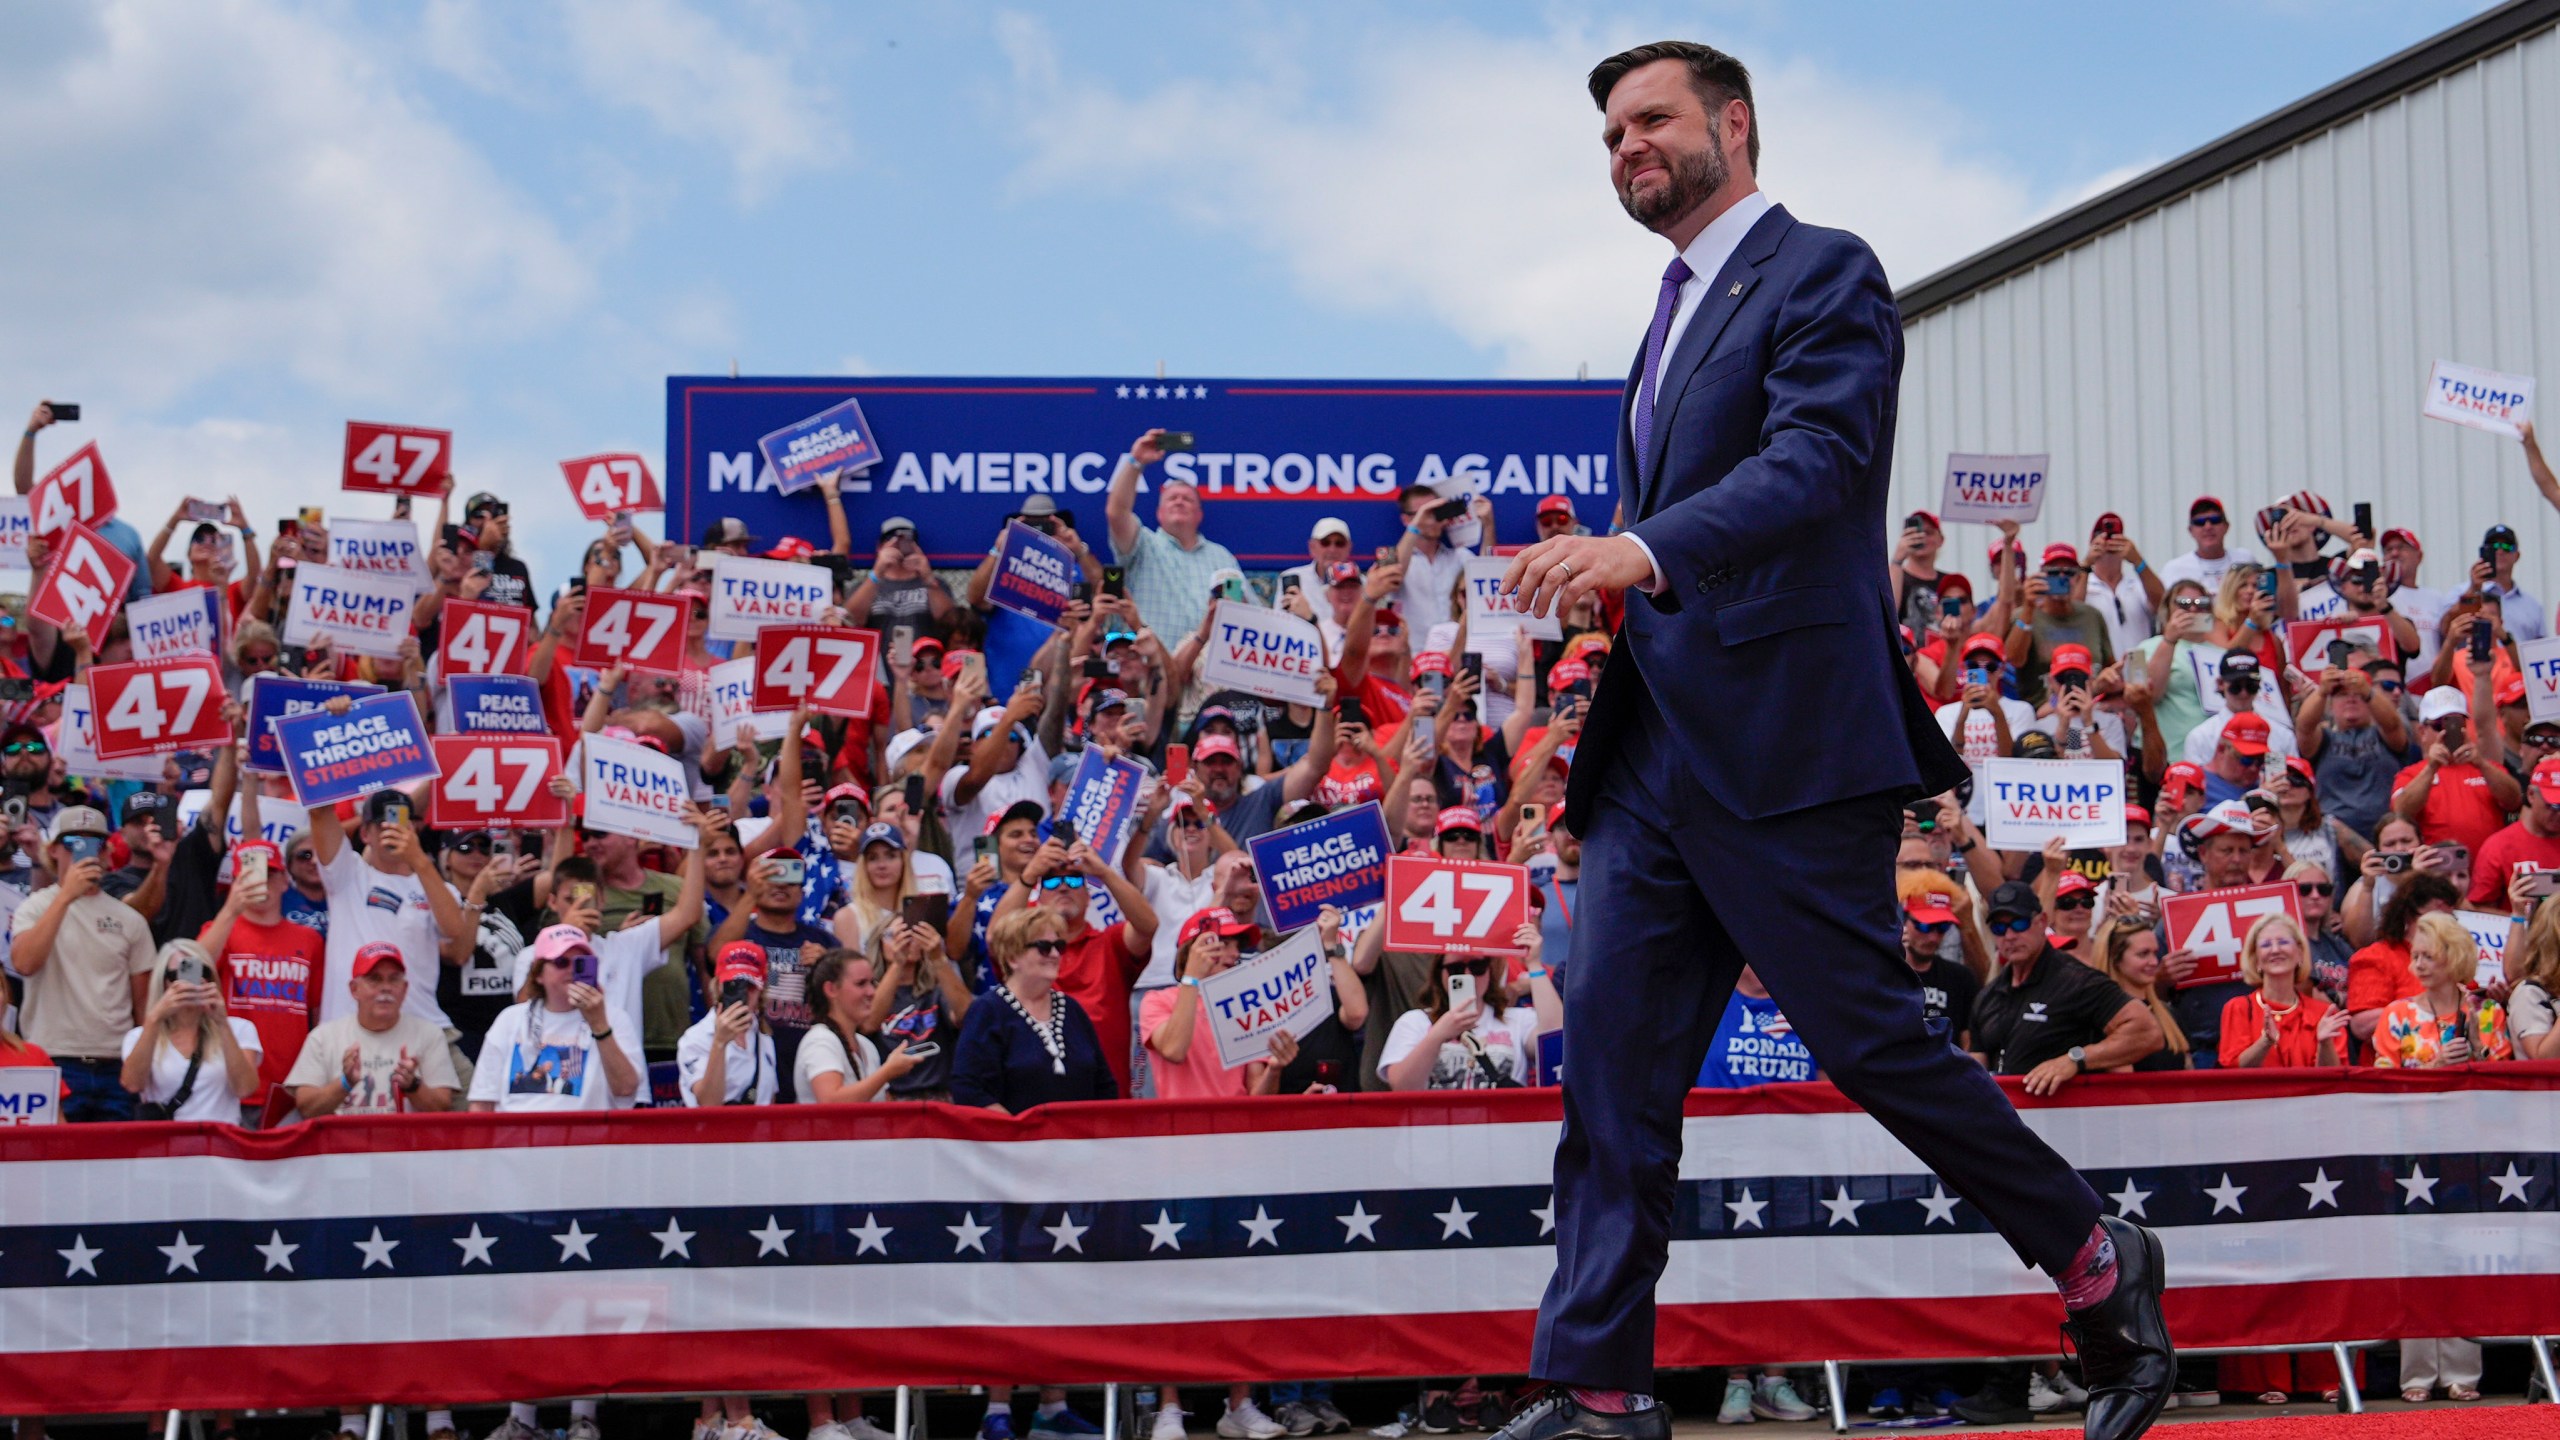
[2,401,2552,1436]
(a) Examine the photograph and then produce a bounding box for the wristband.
[1525,967,1549,980]
[590,1026,613,1042]
[2131,560,2148,575]
[1178,976,1202,989]
[1954,839,1977,854]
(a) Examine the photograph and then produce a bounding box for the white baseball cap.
[1310,517,1351,541]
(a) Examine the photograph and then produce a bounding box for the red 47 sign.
[1384,854,1532,955]
[560,453,663,520]
[429,735,567,830]
[88,656,228,760]
[751,624,881,717]
[437,598,531,676]
[573,587,689,674]
[2161,882,2303,990]
[342,421,453,495]
[29,522,138,635]
[31,442,119,536]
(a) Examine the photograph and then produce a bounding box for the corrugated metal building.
[1892,0,2560,599]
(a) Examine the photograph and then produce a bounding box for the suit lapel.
[1637,204,1795,521]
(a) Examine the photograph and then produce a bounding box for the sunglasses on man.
[1987,914,2039,936]
[1040,874,1088,892]
[2190,513,2228,528]
[3,740,45,756]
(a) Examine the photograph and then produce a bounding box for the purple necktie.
[1632,254,1695,493]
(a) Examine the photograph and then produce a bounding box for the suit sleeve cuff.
[1621,533,1667,595]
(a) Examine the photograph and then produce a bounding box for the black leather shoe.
[1485,1391,1667,1440]
[2064,1217,2174,1440]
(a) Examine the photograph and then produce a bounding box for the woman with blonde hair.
[2218,912,2349,1069]
[119,939,262,1122]
[831,820,920,954]
[2505,900,2560,1060]
[2092,919,2189,1070]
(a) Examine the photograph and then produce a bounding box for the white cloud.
[559,0,845,203]
[0,0,589,415]
[1001,16,2109,376]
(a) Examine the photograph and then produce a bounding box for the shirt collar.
[1676,189,1773,291]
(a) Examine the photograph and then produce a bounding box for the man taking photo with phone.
[1106,427,1242,639]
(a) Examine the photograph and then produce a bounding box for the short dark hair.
[1587,41,1759,170]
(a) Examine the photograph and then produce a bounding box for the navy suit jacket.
[1567,203,1970,829]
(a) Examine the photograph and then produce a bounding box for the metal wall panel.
[1895,26,2560,606]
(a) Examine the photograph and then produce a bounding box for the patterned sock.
[1567,1390,1652,1414]
[2057,1221,2120,1309]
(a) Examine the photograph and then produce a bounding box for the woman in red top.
[2346,874,2462,1053]
[2218,913,2348,1068]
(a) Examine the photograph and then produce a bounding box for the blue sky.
[0,0,2492,584]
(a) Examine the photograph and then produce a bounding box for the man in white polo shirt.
[1277,516,1356,597]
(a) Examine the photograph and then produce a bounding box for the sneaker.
[694,1421,726,1440]
[1308,1402,1352,1435]
[1415,1399,1460,1436]
[1920,1389,1962,1419]
[983,1416,1019,1440]
[1151,1408,1187,1440]
[2172,1389,2220,1409]
[1470,1397,1505,1433]
[1032,1412,1104,1440]
[2052,1372,2089,1407]
[2027,1372,2075,1415]
[1949,1376,2031,1425]
[487,1421,546,1440]
[808,1424,855,1440]
[729,1423,791,1440]
[1865,1389,1907,1422]
[1716,1379,1754,1425]
[843,1421,897,1440]
[1751,1378,1815,1423]
[1364,1416,1411,1440]
[1218,1403,1286,1440]
[1270,1404,1320,1438]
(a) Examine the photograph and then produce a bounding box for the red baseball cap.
[353,942,405,978]
[941,648,976,681]
[2055,871,2098,898]
[1193,733,1243,764]
[1436,806,1484,836]
[715,941,767,988]
[2123,804,2152,828]
[1960,632,2005,661]
[2534,755,2560,805]
[2190,495,2228,520]
[823,782,871,811]
[2380,527,2422,551]
[763,537,817,563]
[2282,755,2316,787]
[2040,543,2080,569]
[2049,644,2094,677]
[2223,712,2272,756]
[2499,674,2529,708]
[1547,657,1591,692]
[1176,906,1257,952]
[1536,496,1576,519]
[2160,761,2206,796]
[1903,891,1957,926]
[911,634,947,659]
[1936,572,1974,598]
[1411,650,1453,681]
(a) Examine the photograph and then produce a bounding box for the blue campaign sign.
[243,675,382,775]
[756,396,881,494]
[667,375,1624,565]
[1057,748,1148,863]
[1249,801,1392,934]
[446,674,549,735]
[272,691,439,807]
[988,521,1077,626]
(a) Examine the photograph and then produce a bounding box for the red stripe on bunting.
[10,1279,2546,1413]
[6,1064,2553,1164]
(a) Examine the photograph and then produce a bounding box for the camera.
[1159,432,1196,454]
[1903,801,1938,834]
[2378,851,2412,875]
[769,854,806,888]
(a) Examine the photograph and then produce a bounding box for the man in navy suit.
[1496,43,2172,1440]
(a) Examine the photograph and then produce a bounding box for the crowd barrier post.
[2535,1336,2559,1402]
[363,1404,385,1440]
[1819,1361,1849,1433]
[2330,1344,2362,1414]
[894,1386,914,1440]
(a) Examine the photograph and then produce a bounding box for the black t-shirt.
[154,824,226,949]
[868,576,941,641]
[439,878,540,1060]
[1907,956,1980,1045]
[1969,947,2133,1075]
[477,556,537,611]
[2170,978,2251,1070]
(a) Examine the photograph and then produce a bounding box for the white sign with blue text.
[1980,756,2126,850]
[1939,453,2049,525]
[125,587,225,661]
[705,555,832,643]
[0,1066,59,1125]
[2519,636,2560,726]
[2423,360,2534,439]
[582,734,698,849]
[1196,925,1336,1070]
[1198,600,1325,707]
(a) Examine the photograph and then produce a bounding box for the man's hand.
[2158,947,2199,986]
[341,1045,365,1089]
[1130,429,1167,469]
[62,856,104,900]
[26,402,62,434]
[1502,534,1655,619]
[388,1048,420,1096]
[2020,1054,2079,1097]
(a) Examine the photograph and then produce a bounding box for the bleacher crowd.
[1,399,2552,1436]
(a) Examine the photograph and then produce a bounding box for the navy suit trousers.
[1529,679,2104,1392]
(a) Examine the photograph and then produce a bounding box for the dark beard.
[1618,122,1728,229]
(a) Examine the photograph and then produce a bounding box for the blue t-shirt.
[1695,993,1815,1088]
[281,885,329,937]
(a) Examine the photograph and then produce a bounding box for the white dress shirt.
[1624,189,1775,592]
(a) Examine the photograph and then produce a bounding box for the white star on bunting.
[652,1218,696,1260]
[2396,1166,2438,1206]
[2491,1163,2534,1205]
[1917,1186,1961,1226]
[255,1230,299,1273]
[2203,1174,2248,1216]
[1725,1188,1767,1230]
[1335,1203,1379,1244]
[2299,1167,2342,1210]
[354,1227,399,1270]
[1531,1196,1555,1236]
[1820,1186,1865,1228]
[58,1235,101,1278]
[947,1213,991,1255]
[2108,1180,2153,1219]
[454,1225,498,1267]
[1240,1205,1284,1248]
[1141,1209,1187,1252]
[1043,1213,1089,1254]
[750,1216,796,1256]
[1435,1199,1478,1240]
[552,1221,595,1263]
[847,1213,893,1256]
[1116,385,1131,398]
[157,1231,203,1274]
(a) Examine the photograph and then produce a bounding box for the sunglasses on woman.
[2297,881,2334,897]
[1039,874,1087,891]
[2527,731,2560,751]
[2053,894,2096,911]
[1443,958,1491,975]
[238,650,280,668]
[1022,938,1067,956]
[1987,914,2039,936]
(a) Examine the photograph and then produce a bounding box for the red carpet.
[1974,1408,2555,1437]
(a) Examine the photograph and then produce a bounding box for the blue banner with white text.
[667,376,1625,565]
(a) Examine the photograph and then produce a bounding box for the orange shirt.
[2346,940,2421,1014]
[2217,989,2335,1067]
